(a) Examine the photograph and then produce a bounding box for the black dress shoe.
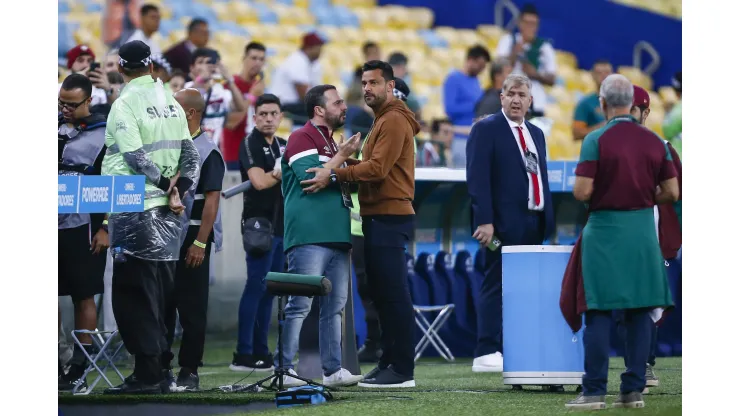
[104,375,165,395]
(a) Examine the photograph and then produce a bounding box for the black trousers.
[112,255,175,383]
[475,212,543,358]
[351,234,381,347]
[163,229,212,371]
[362,215,415,377]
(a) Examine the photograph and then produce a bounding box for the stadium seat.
[433,252,475,357]
[412,253,455,361]
[618,66,654,91]
[453,250,480,313]
[351,259,367,348]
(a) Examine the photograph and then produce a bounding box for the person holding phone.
[60,45,114,107]
[184,48,247,148]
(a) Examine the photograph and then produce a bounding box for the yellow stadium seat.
[384,5,412,29]
[618,66,653,91]
[455,29,484,48]
[555,50,578,69]
[577,70,597,94]
[658,86,678,106]
[477,24,505,46]
[407,7,434,29]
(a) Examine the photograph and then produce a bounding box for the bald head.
[599,74,634,109]
[175,88,206,114]
[175,88,205,135]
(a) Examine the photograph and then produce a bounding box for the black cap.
[118,40,152,69]
[393,77,411,101]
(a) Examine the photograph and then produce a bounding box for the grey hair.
[502,74,532,94]
[599,74,634,108]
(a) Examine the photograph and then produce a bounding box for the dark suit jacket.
[164,40,193,76]
[465,111,555,245]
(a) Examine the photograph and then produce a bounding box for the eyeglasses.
[58,98,89,111]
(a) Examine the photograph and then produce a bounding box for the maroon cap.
[633,85,650,109]
[66,44,96,69]
[302,32,325,48]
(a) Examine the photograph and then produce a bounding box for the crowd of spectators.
[60,2,683,171]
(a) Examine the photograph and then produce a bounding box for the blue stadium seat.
[276,0,295,5]
[418,29,448,48]
[257,9,279,24]
[333,6,360,28]
[434,251,475,356]
[405,254,423,344]
[59,2,70,14]
[221,21,250,37]
[158,19,180,37]
[85,3,103,13]
[452,250,479,331]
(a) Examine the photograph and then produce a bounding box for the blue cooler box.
[502,245,584,385]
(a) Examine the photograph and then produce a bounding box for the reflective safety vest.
[102,75,191,210]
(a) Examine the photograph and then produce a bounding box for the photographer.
[231,94,287,372]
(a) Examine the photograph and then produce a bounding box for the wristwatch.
[329,169,338,184]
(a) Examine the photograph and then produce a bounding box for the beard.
[327,112,346,129]
[364,92,387,109]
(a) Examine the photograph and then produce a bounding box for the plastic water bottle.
[112,247,127,263]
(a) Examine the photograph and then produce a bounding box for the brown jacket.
[336,99,421,216]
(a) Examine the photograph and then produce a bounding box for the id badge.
[524,151,538,174]
[340,183,354,208]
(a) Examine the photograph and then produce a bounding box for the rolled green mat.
[266,272,332,297]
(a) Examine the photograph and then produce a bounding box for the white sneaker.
[323,368,364,387]
[279,369,307,388]
[472,352,503,372]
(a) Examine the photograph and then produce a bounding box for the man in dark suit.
[164,18,210,78]
[465,73,555,373]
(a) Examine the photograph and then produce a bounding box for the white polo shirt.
[269,50,322,105]
[495,33,557,114]
[502,111,545,211]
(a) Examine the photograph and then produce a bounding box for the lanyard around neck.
[310,122,337,157]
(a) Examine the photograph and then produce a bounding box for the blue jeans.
[274,245,350,376]
[236,237,284,356]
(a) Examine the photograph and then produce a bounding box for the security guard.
[58,74,109,392]
[162,89,225,391]
[102,41,200,395]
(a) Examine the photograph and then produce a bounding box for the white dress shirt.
[503,111,545,211]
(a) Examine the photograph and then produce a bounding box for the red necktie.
[517,126,541,206]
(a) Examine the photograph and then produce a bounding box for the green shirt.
[573,93,605,130]
[281,123,351,251]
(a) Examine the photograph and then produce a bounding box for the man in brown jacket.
[302,60,420,388]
